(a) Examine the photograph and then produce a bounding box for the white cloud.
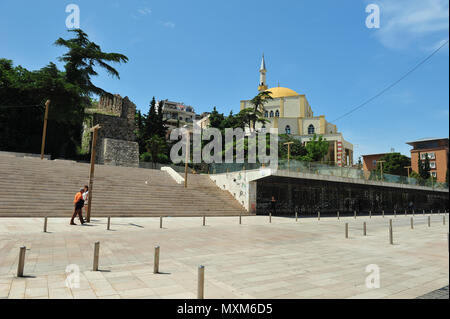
[137,7,152,16]
[161,21,175,29]
[372,0,449,50]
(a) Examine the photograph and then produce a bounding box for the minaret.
[258,54,268,92]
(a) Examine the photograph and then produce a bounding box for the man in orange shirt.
[71,188,86,225]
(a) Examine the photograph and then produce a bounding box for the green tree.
[247,91,273,130]
[54,29,128,96]
[418,153,431,180]
[235,108,268,131]
[301,134,329,162]
[375,153,411,176]
[278,135,307,160]
[142,135,169,168]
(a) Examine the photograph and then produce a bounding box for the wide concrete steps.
[0,155,249,218]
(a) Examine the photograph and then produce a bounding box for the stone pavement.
[0,214,448,299]
[417,286,449,299]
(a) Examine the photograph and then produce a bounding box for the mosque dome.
[266,87,299,98]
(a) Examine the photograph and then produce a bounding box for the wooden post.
[337,211,340,220]
[295,211,298,222]
[86,125,101,223]
[269,212,272,223]
[428,216,431,227]
[160,216,163,229]
[198,265,205,299]
[363,222,367,236]
[107,217,111,230]
[239,213,242,225]
[318,211,320,221]
[40,100,51,160]
[43,217,48,233]
[369,210,372,219]
[443,215,446,226]
[93,242,100,271]
[154,246,160,274]
[17,246,26,277]
[345,223,349,239]
[389,220,393,245]
[203,215,206,226]
[410,217,414,230]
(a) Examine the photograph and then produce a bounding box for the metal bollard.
[345,223,349,239]
[160,216,163,229]
[239,214,242,225]
[318,211,321,221]
[369,211,372,219]
[203,215,206,226]
[443,215,446,226]
[428,216,431,227]
[405,210,407,216]
[411,217,414,230]
[382,210,385,218]
[423,210,425,215]
[17,246,26,277]
[389,220,393,245]
[198,265,205,299]
[295,211,298,222]
[93,242,100,271]
[413,209,415,217]
[354,211,357,219]
[363,222,367,236]
[394,210,396,218]
[154,246,160,274]
[44,217,48,233]
[337,211,340,220]
[269,212,272,223]
[107,216,111,230]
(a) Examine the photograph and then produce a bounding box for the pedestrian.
[270,196,277,216]
[70,188,86,225]
[82,185,89,217]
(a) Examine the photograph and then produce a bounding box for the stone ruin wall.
[83,94,139,167]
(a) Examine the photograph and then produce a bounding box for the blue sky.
[0,0,448,159]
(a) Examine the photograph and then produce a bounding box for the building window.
[308,124,315,135]
[264,111,268,118]
[430,162,436,169]
[285,125,291,135]
[428,152,436,159]
[270,111,274,118]
[275,110,280,117]
[372,160,377,166]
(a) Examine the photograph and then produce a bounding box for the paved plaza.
[0,213,448,299]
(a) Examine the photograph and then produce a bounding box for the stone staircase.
[0,154,249,217]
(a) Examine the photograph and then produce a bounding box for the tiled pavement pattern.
[0,214,448,299]
[417,286,449,299]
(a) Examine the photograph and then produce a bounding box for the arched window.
[275,110,280,117]
[308,124,315,135]
[270,111,274,118]
[264,111,268,118]
[285,125,291,135]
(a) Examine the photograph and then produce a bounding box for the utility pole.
[405,166,412,178]
[284,142,294,169]
[183,126,190,188]
[378,160,386,180]
[86,124,101,223]
[40,100,51,160]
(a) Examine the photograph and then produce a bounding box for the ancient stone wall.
[82,94,139,167]
[97,138,139,167]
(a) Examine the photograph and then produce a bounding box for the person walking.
[82,185,89,217]
[70,188,86,225]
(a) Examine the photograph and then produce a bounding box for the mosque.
[240,55,354,167]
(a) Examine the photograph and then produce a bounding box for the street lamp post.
[284,142,294,169]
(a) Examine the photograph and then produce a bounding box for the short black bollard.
[198,265,205,299]
[93,242,100,271]
[345,223,349,239]
[44,217,48,233]
[154,246,160,274]
[17,246,26,277]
